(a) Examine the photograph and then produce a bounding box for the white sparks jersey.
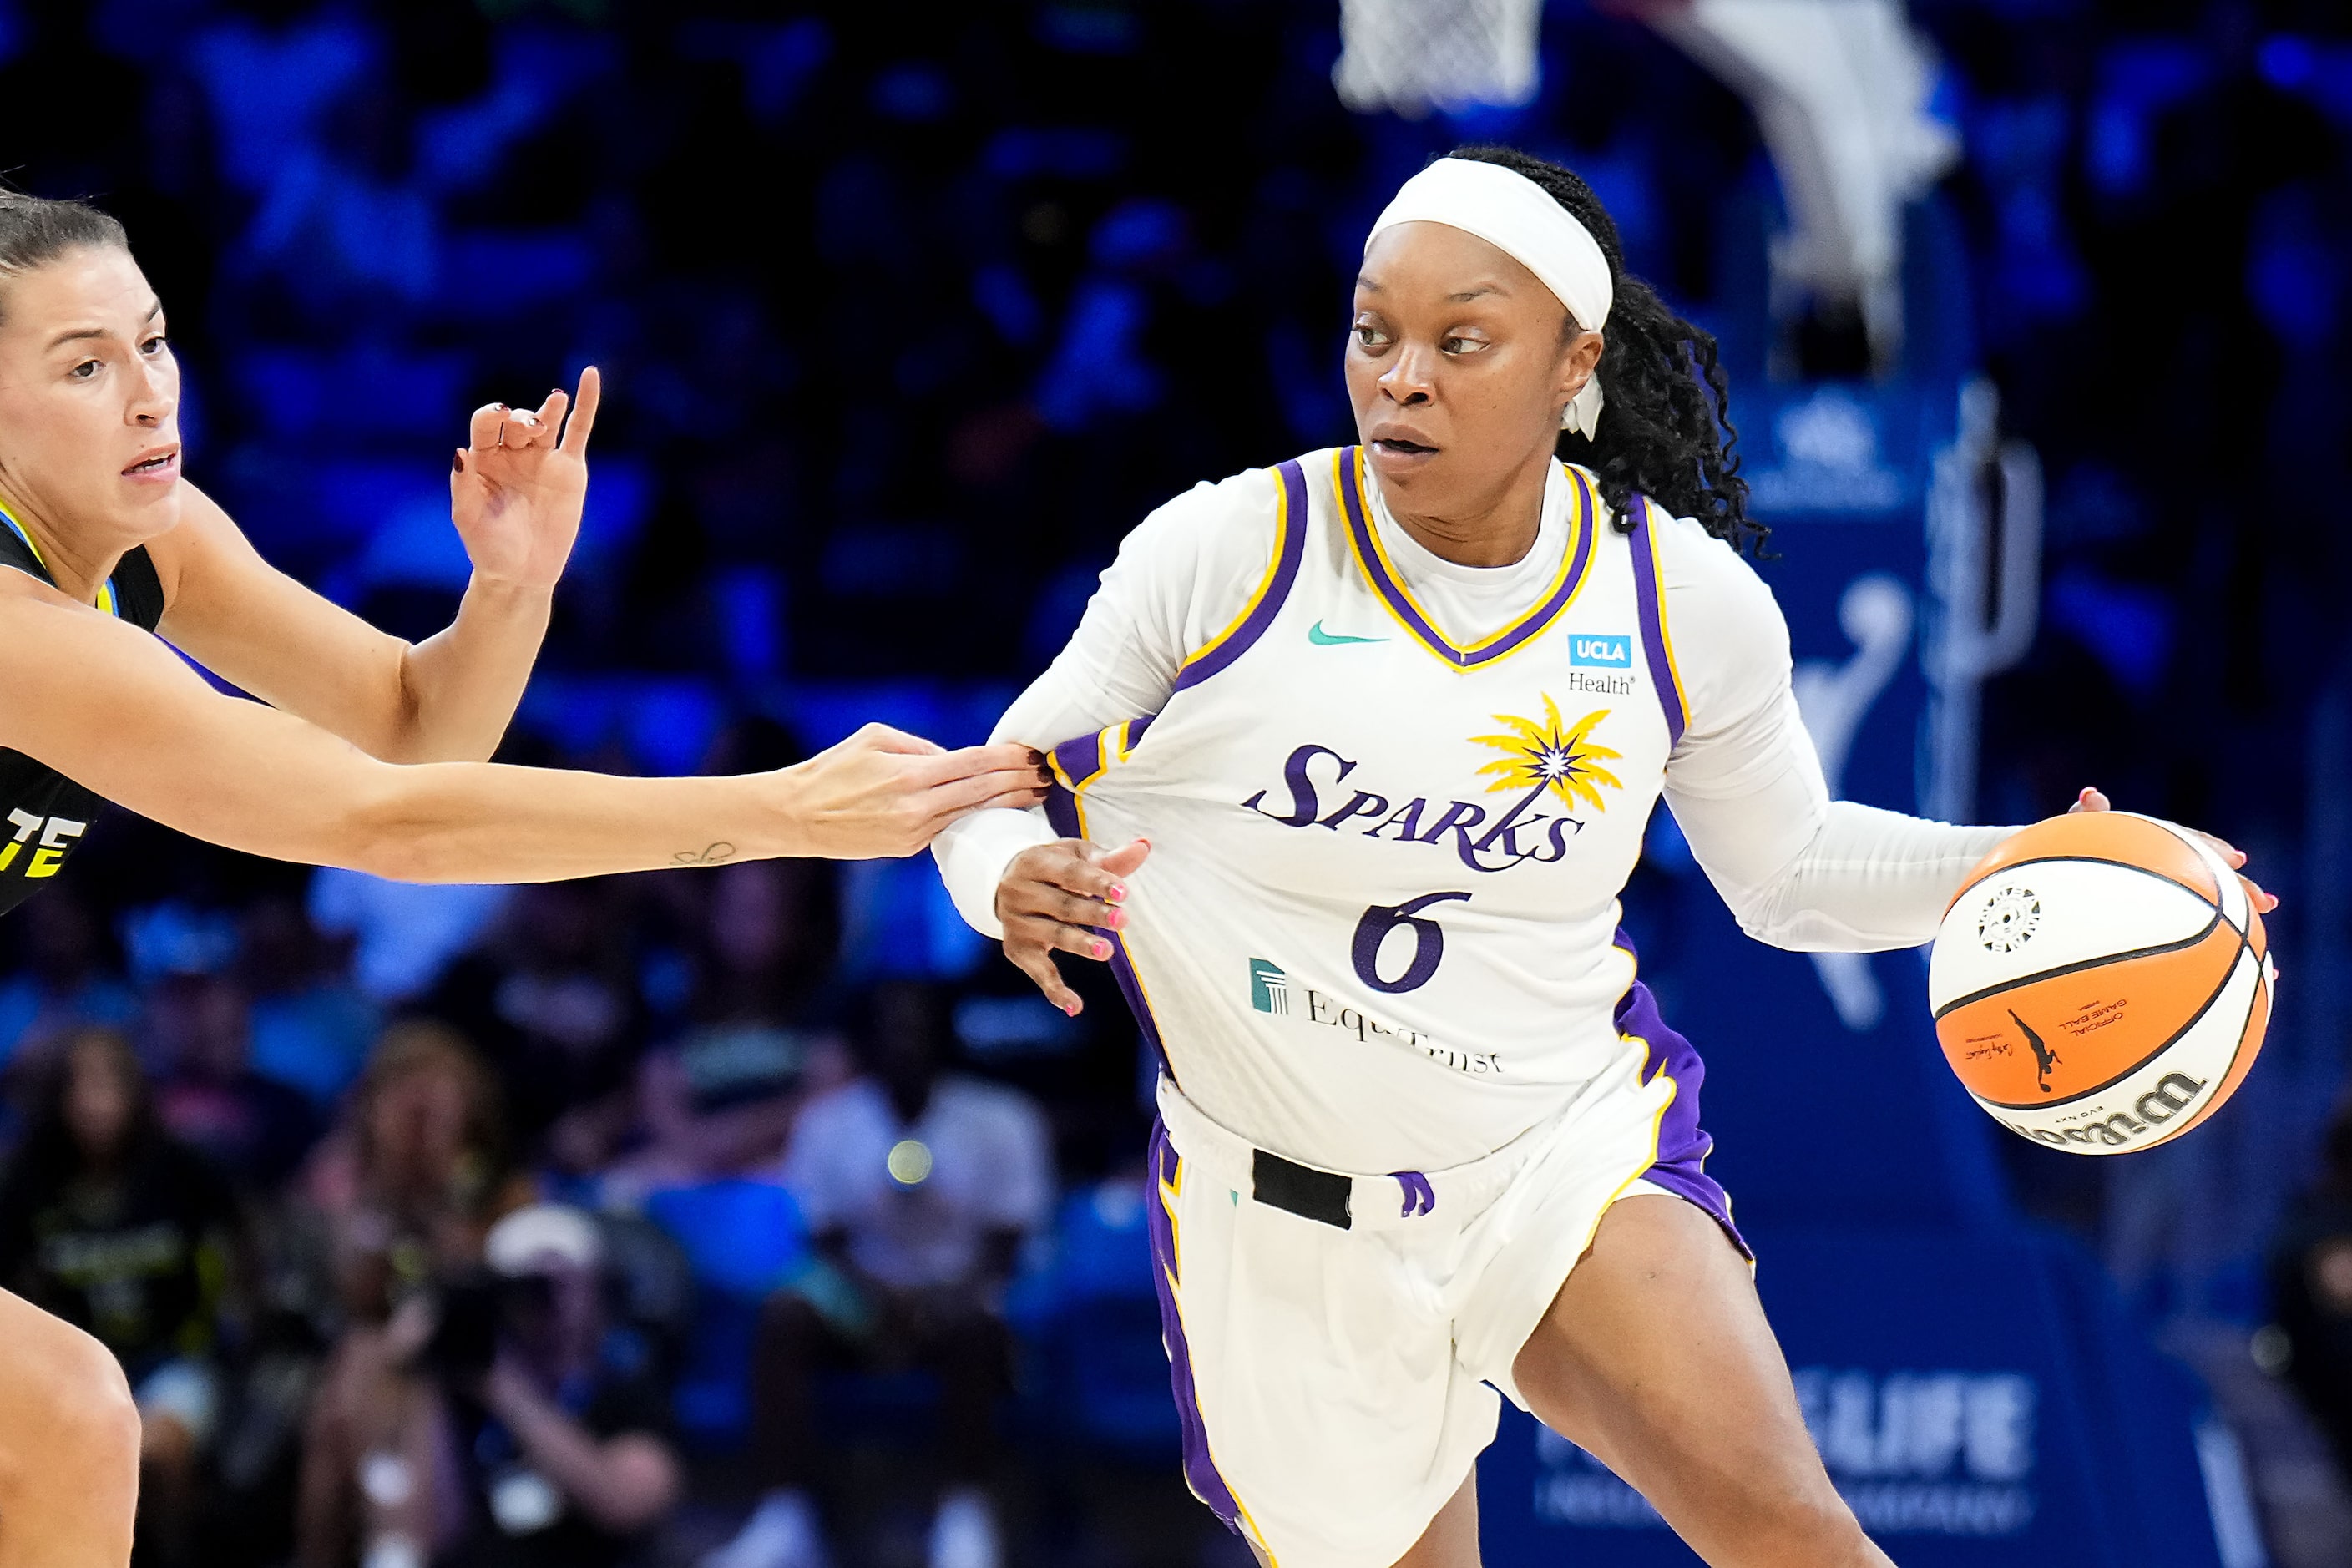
[1044,448,1697,1174]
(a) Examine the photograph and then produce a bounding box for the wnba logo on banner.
[1249,959,1292,1015]
[1569,634,1632,669]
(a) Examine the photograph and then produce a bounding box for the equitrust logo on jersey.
[1249,959,1292,1015]
[1569,633,1633,669]
[1245,959,1503,1075]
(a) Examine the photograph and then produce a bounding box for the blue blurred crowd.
[1,0,2350,1563]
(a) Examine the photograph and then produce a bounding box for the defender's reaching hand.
[771,724,1050,862]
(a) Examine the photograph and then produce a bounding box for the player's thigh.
[1510,1196,1889,1568]
[0,1288,139,1567]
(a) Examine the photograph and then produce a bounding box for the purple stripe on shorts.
[1147,1121,1245,1535]
[1391,1170,1437,1218]
[1612,928,1748,1258]
[1626,496,1687,746]
[1172,459,1308,693]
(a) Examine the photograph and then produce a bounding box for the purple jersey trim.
[1612,928,1748,1258]
[1147,1122,1246,1535]
[1626,495,1689,747]
[1171,459,1309,693]
[1044,760,1169,1071]
[1338,448,1596,670]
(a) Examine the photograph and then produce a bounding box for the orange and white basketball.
[1928,812,2272,1155]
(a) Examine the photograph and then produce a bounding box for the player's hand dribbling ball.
[1928,810,2274,1155]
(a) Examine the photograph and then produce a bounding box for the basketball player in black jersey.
[0,191,1044,1564]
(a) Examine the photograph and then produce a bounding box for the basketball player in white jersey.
[926,149,2273,1568]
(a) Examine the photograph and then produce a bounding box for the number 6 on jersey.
[1352,892,1471,994]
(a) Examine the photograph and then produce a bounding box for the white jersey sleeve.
[1652,511,2015,950]
[934,468,1282,937]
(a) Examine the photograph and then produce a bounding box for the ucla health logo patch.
[1249,959,1292,1015]
[1570,633,1632,669]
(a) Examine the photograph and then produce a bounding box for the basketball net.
[1332,0,1544,119]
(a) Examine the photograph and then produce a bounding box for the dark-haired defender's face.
[1348,222,1601,518]
[0,245,182,547]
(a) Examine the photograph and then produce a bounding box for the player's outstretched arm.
[151,371,601,765]
[0,586,1044,875]
[995,837,1152,1014]
[0,1290,139,1567]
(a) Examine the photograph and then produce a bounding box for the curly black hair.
[1448,146,1763,556]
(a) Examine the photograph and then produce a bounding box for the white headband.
[1365,157,1614,437]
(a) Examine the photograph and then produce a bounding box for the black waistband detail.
[1251,1148,1353,1230]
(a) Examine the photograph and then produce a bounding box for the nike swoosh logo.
[1308,620,1387,645]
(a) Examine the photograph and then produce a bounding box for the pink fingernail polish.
[1092,938,1112,959]
[1107,883,1128,903]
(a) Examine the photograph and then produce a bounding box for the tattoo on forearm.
[672,842,738,866]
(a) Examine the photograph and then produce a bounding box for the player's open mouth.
[1373,438,1437,456]
[123,449,179,478]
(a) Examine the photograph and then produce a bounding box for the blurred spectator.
[234,76,439,328]
[706,982,1052,1568]
[1033,198,1191,432]
[603,859,843,1208]
[428,881,644,1171]
[241,893,382,1111]
[149,969,321,1191]
[0,1028,243,1568]
[2270,1101,2352,1480]
[695,858,837,1030]
[0,884,139,1075]
[301,1020,530,1327]
[307,869,512,1008]
[299,1204,680,1568]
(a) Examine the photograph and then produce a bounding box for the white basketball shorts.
[1144,1017,1743,1568]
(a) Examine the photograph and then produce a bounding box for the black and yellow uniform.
[0,508,164,918]
[0,1132,235,1378]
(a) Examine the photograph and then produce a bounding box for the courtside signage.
[1531,1370,2040,1539]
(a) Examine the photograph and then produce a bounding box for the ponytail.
[1448,146,1764,557]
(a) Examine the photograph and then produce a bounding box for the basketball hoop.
[1332,0,1545,119]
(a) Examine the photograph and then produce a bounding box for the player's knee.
[1737,1482,1871,1566]
[0,1315,139,1491]
[58,1325,141,1467]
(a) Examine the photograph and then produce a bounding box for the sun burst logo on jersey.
[1471,697,1623,813]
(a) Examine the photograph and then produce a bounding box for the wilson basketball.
[1928,812,2272,1155]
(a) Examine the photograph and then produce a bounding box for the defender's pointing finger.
[559,367,601,454]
